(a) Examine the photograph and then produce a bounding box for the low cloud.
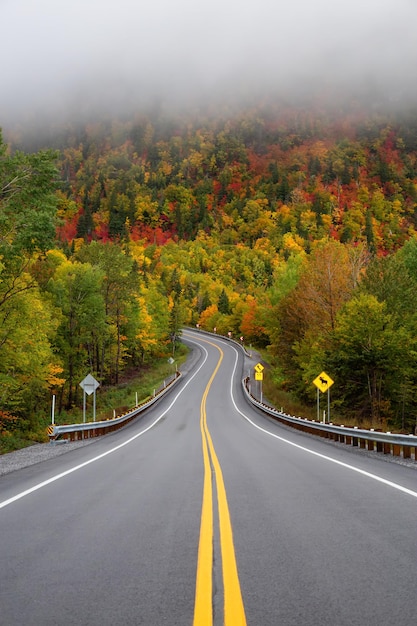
[1,0,416,127]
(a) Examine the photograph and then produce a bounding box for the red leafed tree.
[240,297,269,345]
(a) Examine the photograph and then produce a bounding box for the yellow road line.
[193,401,214,625]
[204,425,247,625]
[193,340,247,626]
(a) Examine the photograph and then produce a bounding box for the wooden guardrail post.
[392,444,401,457]
[403,445,411,459]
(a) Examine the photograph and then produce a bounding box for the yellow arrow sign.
[254,362,264,373]
[313,371,334,393]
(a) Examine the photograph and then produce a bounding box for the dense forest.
[2,101,417,449]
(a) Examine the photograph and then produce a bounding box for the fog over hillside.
[1,0,417,128]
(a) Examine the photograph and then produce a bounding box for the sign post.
[313,371,334,423]
[254,362,264,403]
[79,374,100,422]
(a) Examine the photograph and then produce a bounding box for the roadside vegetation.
[0,345,187,454]
[2,103,417,450]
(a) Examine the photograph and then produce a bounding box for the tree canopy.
[2,103,417,446]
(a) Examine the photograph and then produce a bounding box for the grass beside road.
[260,359,391,431]
[68,351,186,425]
[262,375,317,422]
[0,346,188,454]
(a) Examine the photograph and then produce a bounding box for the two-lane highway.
[1,329,416,625]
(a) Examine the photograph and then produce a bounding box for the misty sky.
[1,0,417,124]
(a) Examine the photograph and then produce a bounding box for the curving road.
[0,329,416,625]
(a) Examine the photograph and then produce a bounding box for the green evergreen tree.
[218,288,231,314]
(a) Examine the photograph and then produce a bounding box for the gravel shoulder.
[0,439,98,477]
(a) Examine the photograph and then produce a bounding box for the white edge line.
[0,344,209,510]
[229,341,417,500]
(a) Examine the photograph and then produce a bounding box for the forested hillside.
[2,103,417,449]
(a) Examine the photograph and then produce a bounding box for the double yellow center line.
[193,341,247,626]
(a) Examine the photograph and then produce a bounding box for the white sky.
[1,0,416,123]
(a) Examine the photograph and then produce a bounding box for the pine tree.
[218,288,231,314]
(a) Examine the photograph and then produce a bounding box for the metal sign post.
[327,387,331,423]
[313,371,334,423]
[254,362,264,403]
[79,374,100,422]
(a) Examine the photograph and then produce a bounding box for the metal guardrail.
[49,372,181,442]
[242,377,417,462]
[51,327,246,444]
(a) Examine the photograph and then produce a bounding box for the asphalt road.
[0,330,416,625]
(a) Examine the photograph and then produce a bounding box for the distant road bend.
[0,329,416,625]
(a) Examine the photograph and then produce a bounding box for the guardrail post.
[392,444,401,457]
[403,445,411,459]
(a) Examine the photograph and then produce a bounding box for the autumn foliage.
[2,102,417,445]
